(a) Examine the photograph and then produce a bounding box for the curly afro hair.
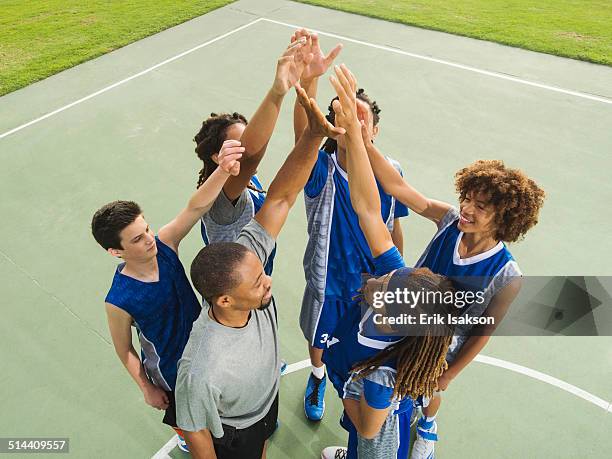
[455,160,545,243]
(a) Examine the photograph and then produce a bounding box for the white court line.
[151,435,177,459]
[3,14,612,141]
[152,354,611,457]
[261,18,612,106]
[0,18,264,140]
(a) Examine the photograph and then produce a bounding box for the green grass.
[0,0,234,96]
[295,0,612,66]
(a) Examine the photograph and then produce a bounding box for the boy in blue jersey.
[360,95,545,458]
[320,64,457,459]
[194,37,314,275]
[290,30,409,421]
[91,145,242,451]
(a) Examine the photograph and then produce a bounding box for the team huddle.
[91,30,545,459]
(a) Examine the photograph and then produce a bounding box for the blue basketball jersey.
[304,151,409,300]
[416,207,521,359]
[105,237,201,391]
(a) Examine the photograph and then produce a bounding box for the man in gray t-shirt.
[175,86,344,459]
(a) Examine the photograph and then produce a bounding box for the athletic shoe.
[321,446,347,459]
[304,373,326,421]
[280,359,288,375]
[176,433,189,453]
[410,418,437,459]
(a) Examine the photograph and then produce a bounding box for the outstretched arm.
[158,143,242,252]
[255,86,344,239]
[291,30,342,143]
[329,65,393,257]
[223,39,313,200]
[357,111,451,225]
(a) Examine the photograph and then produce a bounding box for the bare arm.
[158,145,242,252]
[183,429,217,459]
[291,30,342,143]
[329,65,394,257]
[438,278,522,390]
[105,303,169,410]
[391,219,404,256]
[343,397,390,440]
[293,77,318,144]
[224,39,313,200]
[361,134,451,225]
[255,86,344,239]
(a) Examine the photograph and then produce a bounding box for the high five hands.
[273,37,314,96]
[290,29,342,83]
[329,64,360,136]
[295,86,345,139]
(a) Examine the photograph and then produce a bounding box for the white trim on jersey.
[330,152,348,181]
[453,231,505,265]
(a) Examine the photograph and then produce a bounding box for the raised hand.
[272,39,313,96]
[329,64,359,133]
[217,139,243,176]
[296,85,345,139]
[291,29,342,82]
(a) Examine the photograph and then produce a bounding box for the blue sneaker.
[176,433,189,453]
[304,373,326,421]
[280,359,288,375]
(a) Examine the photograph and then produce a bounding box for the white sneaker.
[410,419,437,459]
[321,446,347,459]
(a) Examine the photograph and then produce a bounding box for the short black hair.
[91,200,142,250]
[190,243,251,302]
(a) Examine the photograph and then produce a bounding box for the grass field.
[295,0,612,67]
[0,0,234,96]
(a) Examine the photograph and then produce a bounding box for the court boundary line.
[3,11,612,141]
[261,18,612,106]
[152,354,611,457]
[0,17,264,140]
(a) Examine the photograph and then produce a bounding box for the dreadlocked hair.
[193,112,265,194]
[352,268,457,400]
[322,88,381,154]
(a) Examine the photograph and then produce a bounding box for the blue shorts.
[310,296,354,349]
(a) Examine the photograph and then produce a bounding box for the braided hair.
[193,112,264,193]
[322,88,381,154]
[352,268,457,400]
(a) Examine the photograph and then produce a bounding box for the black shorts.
[212,393,279,459]
[162,391,177,428]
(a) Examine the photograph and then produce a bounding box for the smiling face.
[110,215,157,261]
[457,190,498,236]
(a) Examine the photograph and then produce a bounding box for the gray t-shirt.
[175,219,279,437]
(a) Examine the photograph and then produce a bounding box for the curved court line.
[151,354,610,457]
[261,18,612,106]
[0,18,263,141]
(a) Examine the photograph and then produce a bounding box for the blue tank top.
[105,237,201,391]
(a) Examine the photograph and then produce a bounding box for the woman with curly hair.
[360,106,545,458]
[193,36,313,275]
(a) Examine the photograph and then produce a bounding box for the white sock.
[425,415,436,423]
[312,364,325,379]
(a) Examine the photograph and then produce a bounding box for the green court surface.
[1,0,612,457]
